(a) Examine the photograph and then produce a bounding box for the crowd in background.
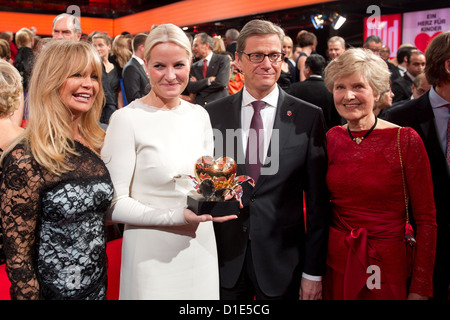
[0,19,432,132]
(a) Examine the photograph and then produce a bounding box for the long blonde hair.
[4,40,105,175]
[112,35,132,69]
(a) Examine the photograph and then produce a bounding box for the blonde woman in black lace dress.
[0,40,113,300]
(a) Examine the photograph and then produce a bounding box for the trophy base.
[187,193,240,217]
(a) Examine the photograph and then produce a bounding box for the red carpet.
[105,237,122,300]
[0,238,122,300]
[0,263,10,300]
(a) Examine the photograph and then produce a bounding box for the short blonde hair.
[15,28,34,48]
[143,24,192,62]
[24,40,104,175]
[0,59,23,117]
[324,48,390,96]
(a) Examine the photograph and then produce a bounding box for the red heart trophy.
[176,156,254,216]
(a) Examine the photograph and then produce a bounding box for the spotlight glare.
[311,14,324,29]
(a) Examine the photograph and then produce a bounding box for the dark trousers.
[220,241,299,300]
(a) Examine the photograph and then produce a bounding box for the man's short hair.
[327,36,345,48]
[194,33,214,50]
[225,28,239,41]
[132,33,148,52]
[396,45,416,64]
[236,20,284,55]
[305,54,326,75]
[52,13,81,35]
[424,31,450,87]
[363,35,382,47]
[407,50,424,64]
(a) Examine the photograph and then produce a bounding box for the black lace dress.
[0,141,113,300]
[0,148,4,265]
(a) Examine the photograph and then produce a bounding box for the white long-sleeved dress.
[101,99,219,300]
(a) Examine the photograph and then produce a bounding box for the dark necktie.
[246,101,265,182]
[202,59,207,78]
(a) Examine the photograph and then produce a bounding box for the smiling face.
[58,64,99,117]
[192,36,209,60]
[333,72,379,127]
[328,40,345,60]
[146,42,190,101]
[282,38,292,59]
[235,34,282,99]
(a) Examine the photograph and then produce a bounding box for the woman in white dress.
[101,24,236,300]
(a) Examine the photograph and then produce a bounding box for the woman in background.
[110,34,132,106]
[92,32,122,125]
[373,85,394,117]
[295,31,317,82]
[13,28,34,128]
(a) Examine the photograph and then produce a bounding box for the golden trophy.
[175,156,254,216]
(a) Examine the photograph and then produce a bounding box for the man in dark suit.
[206,19,330,300]
[289,53,341,130]
[382,31,449,300]
[122,33,150,104]
[392,50,426,103]
[186,32,230,106]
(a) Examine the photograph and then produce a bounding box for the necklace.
[347,116,378,145]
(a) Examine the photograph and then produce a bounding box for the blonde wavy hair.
[324,48,390,96]
[0,59,23,117]
[4,40,105,175]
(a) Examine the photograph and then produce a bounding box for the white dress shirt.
[240,85,321,282]
[429,86,450,154]
[240,86,278,163]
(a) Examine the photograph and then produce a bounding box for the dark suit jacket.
[288,76,341,130]
[122,57,150,104]
[392,73,413,103]
[381,91,450,299]
[226,42,237,55]
[206,88,330,296]
[187,53,230,106]
[387,61,401,82]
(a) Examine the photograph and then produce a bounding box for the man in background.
[52,13,81,41]
[122,33,150,104]
[186,32,230,106]
[382,31,450,300]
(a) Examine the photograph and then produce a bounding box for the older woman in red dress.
[323,48,437,300]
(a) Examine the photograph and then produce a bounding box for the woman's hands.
[183,209,238,224]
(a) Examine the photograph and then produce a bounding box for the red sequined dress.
[323,126,437,300]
